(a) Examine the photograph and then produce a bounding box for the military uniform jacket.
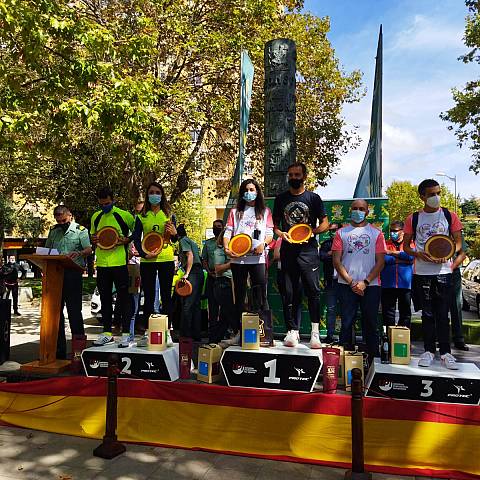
[46,221,91,268]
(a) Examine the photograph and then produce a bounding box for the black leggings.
[210,276,236,343]
[280,245,321,330]
[97,266,131,333]
[140,261,175,329]
[230,263,266,332]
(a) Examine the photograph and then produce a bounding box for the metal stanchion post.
[93,354,126,459]
[345,368,372,480]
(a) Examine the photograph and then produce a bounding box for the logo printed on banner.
[448,384,472,399]
[232,364,257,375]
[288,366,312,381]
[90,360,108,369]
[379,380,393,392]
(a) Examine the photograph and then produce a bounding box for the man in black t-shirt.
[273,162,329,349]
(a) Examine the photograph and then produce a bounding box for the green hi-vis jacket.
[90,206,135,268]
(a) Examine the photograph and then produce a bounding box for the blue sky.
[303,0,478,200]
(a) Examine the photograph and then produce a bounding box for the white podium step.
[82,344,179,381]
[221,342,323,392]
[365,358,480,404]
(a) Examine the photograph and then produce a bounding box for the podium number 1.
[264,359,280,384]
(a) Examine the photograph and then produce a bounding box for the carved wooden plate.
[425,234,455,260]
[142,232,164,255]
[228,234,252,257]
[288,223,313,243]
[175,278,192,297]
[97,227,119,250]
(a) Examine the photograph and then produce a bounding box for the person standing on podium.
[90,187,135,347]
[45,205,92,359]
[273,162,329,349]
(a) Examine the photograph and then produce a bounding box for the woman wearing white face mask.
[132,181,178,346]
[222,179,274,345]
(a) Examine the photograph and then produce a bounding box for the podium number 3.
[264,359,280,384]
[420,379,433,397]
[121,357,132,375]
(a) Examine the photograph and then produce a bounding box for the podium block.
[221,342,323,392]
[20,254,84,374]
[366,358,480,405]
[82,344,180,381]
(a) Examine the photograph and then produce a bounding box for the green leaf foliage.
[0,0,362,227]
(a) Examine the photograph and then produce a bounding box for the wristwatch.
[363,278,370,286]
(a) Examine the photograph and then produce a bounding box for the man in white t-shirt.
[403,179,463,370]
[332,199,386,359]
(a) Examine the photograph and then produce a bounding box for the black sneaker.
[454,342,470,351]
[13,311,21,316]
[322,335,335,344]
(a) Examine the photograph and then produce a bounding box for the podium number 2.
[121,357,132,375]
[420,380,433,397]
[264,359,280,384]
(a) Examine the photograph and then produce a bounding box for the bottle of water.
[381,326,389,364]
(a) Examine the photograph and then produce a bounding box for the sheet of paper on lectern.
[35,247,60,255]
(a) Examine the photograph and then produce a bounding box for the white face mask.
[426,195,441,209]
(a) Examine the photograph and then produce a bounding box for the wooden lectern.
[20,254,85,374]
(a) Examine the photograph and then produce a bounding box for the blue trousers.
[338,283,381,357]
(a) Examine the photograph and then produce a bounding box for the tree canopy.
[440,0,480,174]
[0,0,362,228]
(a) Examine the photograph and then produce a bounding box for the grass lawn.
[20,277,97,298]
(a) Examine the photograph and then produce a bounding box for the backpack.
[412,207,452,241]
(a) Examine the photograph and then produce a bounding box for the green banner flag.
[354,26,383,198]
[224,50,254,221]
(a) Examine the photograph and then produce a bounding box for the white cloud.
[391,14,464,53]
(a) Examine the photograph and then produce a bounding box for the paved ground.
[1,298,478,479]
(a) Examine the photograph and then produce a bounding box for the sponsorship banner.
[0,377,480,477]
[221,345,322,392]
[81,345,179,381]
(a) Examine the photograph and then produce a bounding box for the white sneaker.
[441,353,459,370]
[93,334,115,346]
[283,330,300,347]
[118,333,135,348]
[220,332,241,348]
[167,330,174,347]
[418,351,435,367]
[136,334,148,347]
[310,331,322,349]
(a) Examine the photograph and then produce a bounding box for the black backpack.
[412,207,452,241]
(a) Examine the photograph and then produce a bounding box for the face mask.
[426,195,441,209]
[390,231,400,242]
[101,203,114,214]
[213,227,223,237]
[351,210,366,224]
[148,194,162,205]
[59,222,70,233]
[288,178,304,189]
[243,191,257,202]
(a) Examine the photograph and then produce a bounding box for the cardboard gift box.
[241,313,260,350]
[197,344,223,383]
[148,314,168,351]
[344,351,364,391]
[388,326,411,365]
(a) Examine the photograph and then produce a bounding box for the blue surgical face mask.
[101,203,114,214]
[390,231,400,241]
[351,210,366,224]
[243,191,257,202]
[148,194,162,205]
